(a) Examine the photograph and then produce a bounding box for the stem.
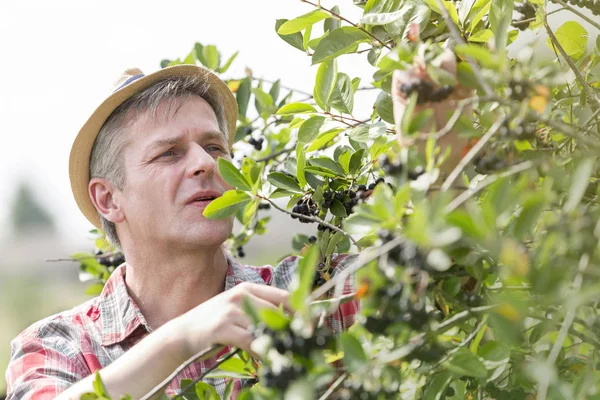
[318,373,348,400]
[260,196,359,248]
[544,20,600,111]
[300,0,393,50]
[536,253,589,400]
[254,145,295,162]
[441,116,506,191]
[45,251,121,262]
[549,0,600,30]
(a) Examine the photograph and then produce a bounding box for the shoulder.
[11,296,101,353]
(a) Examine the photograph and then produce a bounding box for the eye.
[206,145,225,153]
[159,150,177,158]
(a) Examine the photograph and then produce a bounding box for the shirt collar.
[99,254,267,347]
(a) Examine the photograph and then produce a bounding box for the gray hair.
[89,75,228,249]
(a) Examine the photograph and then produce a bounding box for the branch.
[318,372,348,400]
[260,196,359,248]
[441,116,506,191]
[544,20,600,111]
[252,76,313,98]
[141,345,233,400]
[300,0,393,50]
[254,145,296,162]
[444,160,535,213]
[45,251,121,263]
[536,253,589,400]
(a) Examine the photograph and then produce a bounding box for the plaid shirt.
[5,253,359,399]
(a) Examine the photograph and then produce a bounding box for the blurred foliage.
[76,0,600,398]
[10,181,55,235]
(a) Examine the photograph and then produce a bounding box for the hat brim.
[69,64,238,230]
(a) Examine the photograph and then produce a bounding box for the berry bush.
[72,0,600,398]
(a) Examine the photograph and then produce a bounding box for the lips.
[185,190,222,206]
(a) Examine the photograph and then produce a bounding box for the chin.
[182,220,232,247]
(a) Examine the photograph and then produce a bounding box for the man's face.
[117,95,234,249]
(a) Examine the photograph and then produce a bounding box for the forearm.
[56,318,190,400]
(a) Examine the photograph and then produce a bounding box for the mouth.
[186,191,222,208]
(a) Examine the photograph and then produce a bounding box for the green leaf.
[219,51,238,74]
[267,172,303,193]
[93,372,109,397]
[289,245,320,311]
[296,142,307,188]
[454,44,498,68]
[314,59,337,111]
[423,371,453,400]
[269,79,281,103]
[468,29,494,43]
[489,0,514,51]
[384,2,431,41]
[277,10,330,35]
[467,0,492,33]
[298,115,326,143]
[339,333,368,372]
[329,72,355,114]
[259,308,291,330]
[349,149,366,173]
[547,21,588,60]
[478,341,510,363]
[307,128,345,151]
[217,357,248,375]
[276,19,305,51]
[203,190,252,219]
[223,379,234,400]
[236,77,252,120]
[241,157,261,187]
[309,157,346,175]
[375,91,395,124]
[330,199,348,218]
[303,24,313,51]
[201,45,220,70]
[445,348,488,378]
[195,381,219,400]
[218,158,252,191]
[312,27,370,64]
[325,7,341,32]
[564,157,595,212]
[276,102,317,115]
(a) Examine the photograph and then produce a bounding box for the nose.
[186,143,216,179]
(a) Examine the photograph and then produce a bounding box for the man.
[5,65,358,399]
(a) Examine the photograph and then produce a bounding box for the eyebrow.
[146,131,226,153]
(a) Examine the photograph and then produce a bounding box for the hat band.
[114,74,145,92]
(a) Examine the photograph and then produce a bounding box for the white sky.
[0,0,596,248]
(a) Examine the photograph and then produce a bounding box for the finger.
[243,284,290,309]
[215,325,255,352]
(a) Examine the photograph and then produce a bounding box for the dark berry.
[94,249,103,256]
[308,235,317,244]
[408,166,425,180]
[368,183,376,190]
[357,184,367,191]
[248,138,257,145]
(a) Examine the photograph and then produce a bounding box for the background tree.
[10,181,55,235]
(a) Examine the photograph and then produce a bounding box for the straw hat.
[69,64,238,229]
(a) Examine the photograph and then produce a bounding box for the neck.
[122,243,229,330]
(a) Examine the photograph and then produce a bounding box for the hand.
[174,282,289,357]
[391,49,473,175]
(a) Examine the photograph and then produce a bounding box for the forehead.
[125,96,225,148]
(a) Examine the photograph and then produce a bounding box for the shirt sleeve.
[5,320,91,400]
[272,253,361,333]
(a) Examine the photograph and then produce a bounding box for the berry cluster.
[258,202,271,210]
[248,137,264,151]
[338,381,400,400]
[506,79,531,101]
[513,2,536,30]
[399,81,454,104]
[312,261,334,288]
[378,230,428,270]
[551,0,600,15]
[291,198,317,223]
[95,249,125,268]
[379,156,425,180]
[236,246,246,258]
[498,120,537,140]
[260,364,306,391]
[320,188,360,215]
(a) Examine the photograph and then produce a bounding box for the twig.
[260,196,359,248]
[441,116,506,191]
[141,345,231,400]
[537,253,589,400]
[44,251,121,263]
[318,372,348,400]
[444,160,534,213]
[254,145,295,162]
[435,0,493,96]
[549,0,600,30]
[544,20,600,111]
[300,0,393,50]
[433,317,488,368]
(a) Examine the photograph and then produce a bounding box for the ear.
[89,178,125,224]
